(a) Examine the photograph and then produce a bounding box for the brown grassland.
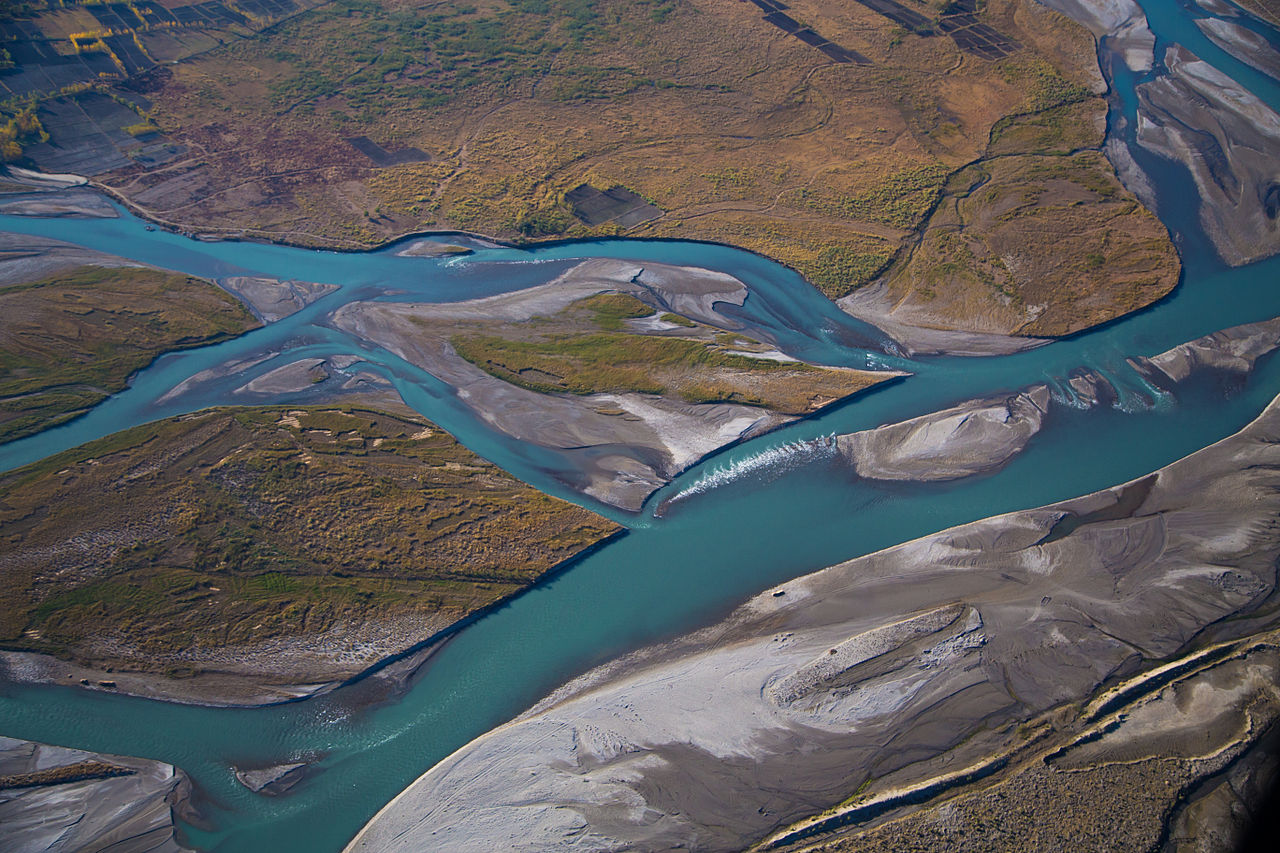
[92,0,1179,334]
[0,265,259,444]
[0,406,617,676]
[884,151,1178,336]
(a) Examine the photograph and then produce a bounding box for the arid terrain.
[3,0,1182,335]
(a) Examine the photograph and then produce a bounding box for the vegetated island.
[0,405,618,705]
[345,337,1280,853]
[329,257,894,510]
[1,0,1188,340]
[0,252,260,444]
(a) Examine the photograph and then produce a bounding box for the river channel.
[1,1,1278,850]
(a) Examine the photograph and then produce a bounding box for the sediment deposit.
[331,259,889,510]
[217,276,338,323]
[346,390,1280,853]
[835,386,1051,481]
[1197,15,1280,81]
[0,736,191,853]
[1135,45,1280,265]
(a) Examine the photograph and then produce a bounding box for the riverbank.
[0,735,192,853]
[345,380,1280,853]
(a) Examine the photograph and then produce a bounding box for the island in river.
[1,0,1279,850]
[0,404,618,706]
[347,317,1280,853]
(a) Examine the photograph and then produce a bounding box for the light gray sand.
[217,276,338,322]
[0,188,117,219]
[1197,16,1280,81]
[0,233,145,287]
[831,314,1280,485]
[835,386,1051,481]
[1134,46,1280,265]
[0,736,191,853]
[346,391,1280,853]
[1129,314,1280,385]
[233,762,310,796]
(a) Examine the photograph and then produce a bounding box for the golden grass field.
[0,265,259,444]
[91,0,1178,334]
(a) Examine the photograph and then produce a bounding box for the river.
[1,1,1278,850]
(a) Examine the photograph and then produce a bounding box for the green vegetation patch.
[452,331,797,400]
[0,266,258,444]
[987,99,1106,156]
[797,244,896,300]
[887,151,1179,336]
[999,57,1093,113]
[257,0,683,120]
[445,292,885,411]
[574,292,654,329]
[792,164,951,230]
[0,105,47,163]
[0,407,618,668]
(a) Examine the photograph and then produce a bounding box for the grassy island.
[445,292,886,413]
[0,406,618,679]
[0,266,259,444]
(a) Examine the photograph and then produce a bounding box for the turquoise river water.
[1,0,1279,850]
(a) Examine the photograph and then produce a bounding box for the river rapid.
[1,1,1279,850]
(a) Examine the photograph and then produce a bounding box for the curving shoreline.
[345,369,1280,853]
[1,3,1279,851]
